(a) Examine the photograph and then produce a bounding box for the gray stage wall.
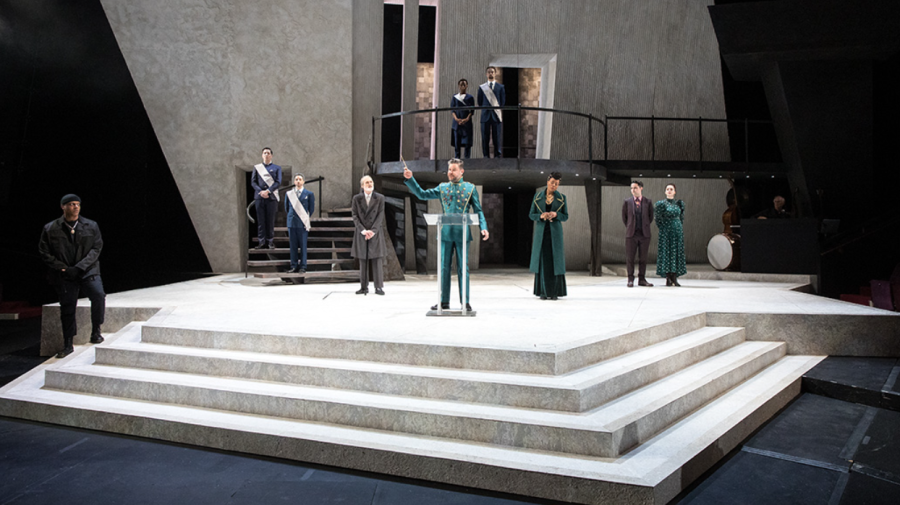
[99,0,383,272]
[433,0,729,162]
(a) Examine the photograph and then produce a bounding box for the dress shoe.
[267,243,276,249]
[638,278,654,287]
[55,347,74,359]
[431,303,450,310]
[90,334,104,344]
[287,267,299,274]
[465,303,473,311]
[375,288,385,295]
[627,280,634,288]
[356,288,368,295]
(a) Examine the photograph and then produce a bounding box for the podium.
[424,213,479,317]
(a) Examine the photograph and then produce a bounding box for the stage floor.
[92,266,889,351]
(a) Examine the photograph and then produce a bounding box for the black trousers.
[481,120,502,158]
[56,274,105,341]
[256,197,278,246]
[625,233,651,280]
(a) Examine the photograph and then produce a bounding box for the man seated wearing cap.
[38,194,106,358]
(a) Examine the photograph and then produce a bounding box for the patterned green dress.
[654,198,687,277]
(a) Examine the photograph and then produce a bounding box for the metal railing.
[605,116,777,164]
[246,175,325,223]
[373,107,777,172]
[373,105,605,174]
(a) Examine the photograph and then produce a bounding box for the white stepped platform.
[94,326,745,412]
[1,318,821,504]
[6,271,883,504]
[46,340,784,458]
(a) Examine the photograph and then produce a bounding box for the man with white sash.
[284,173,314,273]
[476,66,506,158]
[251,147,282,249]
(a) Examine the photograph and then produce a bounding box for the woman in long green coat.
[529,172,568,300]
[655,183,687,286]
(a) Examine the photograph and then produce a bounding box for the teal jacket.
[529,189,568,275]
[404,177,488,242]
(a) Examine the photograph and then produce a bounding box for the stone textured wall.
[100,0,381,271]
[435,0,728,162]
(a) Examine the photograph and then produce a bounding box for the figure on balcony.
[450,78,474,159]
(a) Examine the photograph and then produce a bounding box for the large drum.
[707,233,741,271]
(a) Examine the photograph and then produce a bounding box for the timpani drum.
[707,233,741,271]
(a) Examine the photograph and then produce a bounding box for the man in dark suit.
[351,175,386,295]
[251,147,282,249]
[284,173,314,274]
[476,66,505,158]
[622,180,654,288]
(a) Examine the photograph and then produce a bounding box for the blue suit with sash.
[477,81,505,158]
[405,176,488,304]
[284,187,314,270]
[251,163,282,246]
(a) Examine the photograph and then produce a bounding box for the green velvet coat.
[529,189,568,275]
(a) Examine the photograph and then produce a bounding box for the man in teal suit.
[403,159,489,311]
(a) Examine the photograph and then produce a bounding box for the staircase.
[247,208,359,283]
[0,311,823,505]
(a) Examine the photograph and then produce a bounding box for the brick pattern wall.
[415,62,435,160]
[519,68,541,159]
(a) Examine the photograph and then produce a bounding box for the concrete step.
[252,270,360,279]
[248,247,352,254]
[253,236,354,243]
[0,320,823,504]
[247,258,356,267]
[137,313,709,375]
[96,327,745,412]
[45,340,783,457]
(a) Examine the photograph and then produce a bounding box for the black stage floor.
[2,319,898,505]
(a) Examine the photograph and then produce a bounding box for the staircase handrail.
[246,176,325,224]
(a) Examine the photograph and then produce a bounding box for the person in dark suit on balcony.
[477,66,505,158]
[622,181,654,288]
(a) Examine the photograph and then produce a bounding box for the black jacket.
[39,216,103,280]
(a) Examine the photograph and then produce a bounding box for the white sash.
[479,82,502,122]
[287,189,311,231]
[254,163,280,201]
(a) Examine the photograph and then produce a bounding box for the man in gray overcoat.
[351,175,386,295]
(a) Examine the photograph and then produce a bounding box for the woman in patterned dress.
[655,183,686,286]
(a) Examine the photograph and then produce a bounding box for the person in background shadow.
[754,195,790,219]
